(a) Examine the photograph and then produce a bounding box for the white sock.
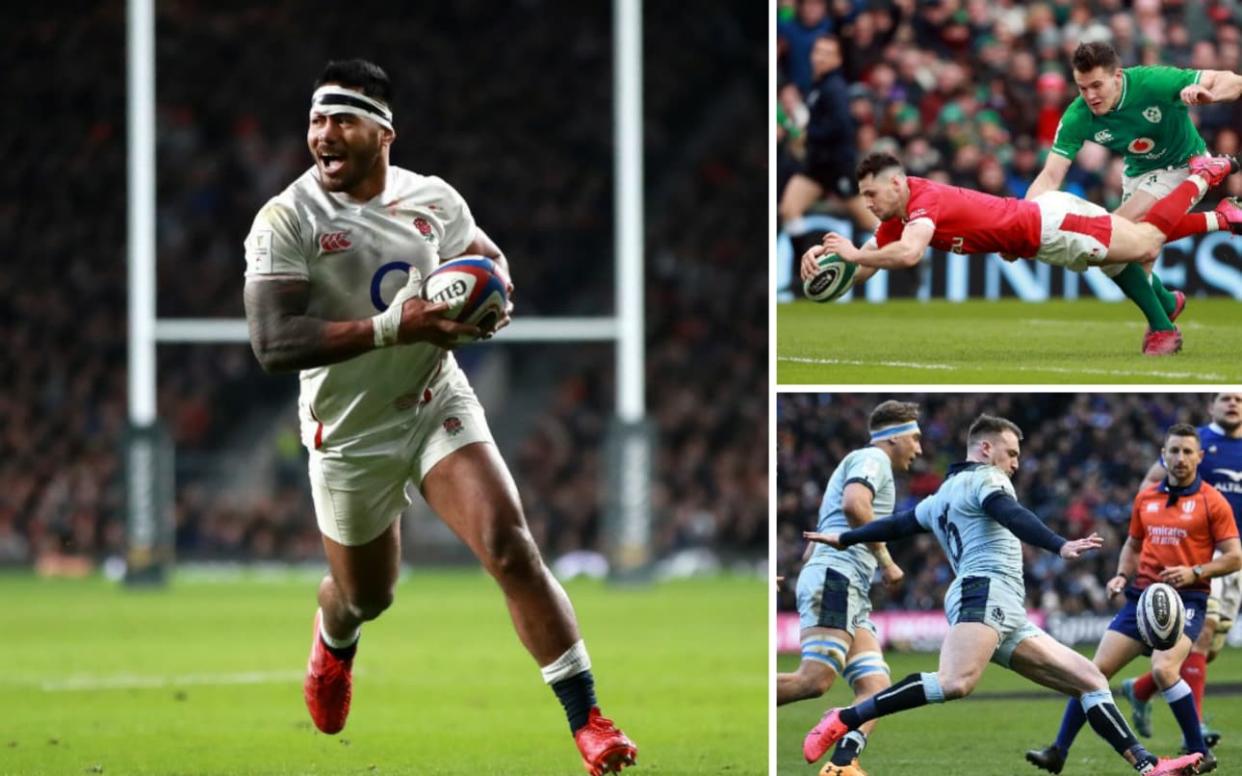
[540,640,591,685]
[319,609,360,649]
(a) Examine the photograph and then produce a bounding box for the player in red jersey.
[800,151,1239,355]
[1026,424,1241,774]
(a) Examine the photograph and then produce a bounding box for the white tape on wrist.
[371,267,423,348]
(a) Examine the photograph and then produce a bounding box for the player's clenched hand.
[1180,84,1213,105]
[803,531,843,549]
[1159,565,1197,588]
[1059,532,1103,560]
[1106,574,1128,598]
[881,563,905,593]
[397,298,481,348]
[800,244,826,281]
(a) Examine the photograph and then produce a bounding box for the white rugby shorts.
[1032,191,1113,273]
[308,366,494,546]
[1122,165,1192,205]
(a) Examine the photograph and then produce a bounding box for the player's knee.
[345,588,394,622]
[481,515,543,582]
[939,674,977,700]
[1152,662,1181,689]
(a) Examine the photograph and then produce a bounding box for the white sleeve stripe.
[907,217,935,231]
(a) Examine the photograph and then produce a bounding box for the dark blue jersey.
[1199,422,1242,534]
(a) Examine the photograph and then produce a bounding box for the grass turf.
[776,298,1242,384]
[0,571,766,775]
[777,648,1242,775]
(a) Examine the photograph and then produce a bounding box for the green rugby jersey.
[1050,66,1205,177]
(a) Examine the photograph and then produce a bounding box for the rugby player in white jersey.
[242,60,635,775]
[779,400,920,776]
[802,415,1202,776]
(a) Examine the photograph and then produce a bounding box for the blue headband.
[870,421,920,443]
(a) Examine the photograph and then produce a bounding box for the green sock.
[1111,263,1174,331]
[1148,272,1178,316]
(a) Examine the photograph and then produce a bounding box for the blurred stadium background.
[776,392,1242,774]
[2,2,766,774]
[775,0,1242,303]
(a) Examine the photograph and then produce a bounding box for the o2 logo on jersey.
[371,261,412,311]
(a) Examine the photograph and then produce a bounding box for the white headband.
[310,85,393,130]
[870,421,920,442]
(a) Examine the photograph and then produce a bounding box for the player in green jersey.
[1024,41,1242,356]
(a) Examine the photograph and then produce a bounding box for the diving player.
[780,400,922,774]
[802,150,1239,354]
[802,415,1202,776]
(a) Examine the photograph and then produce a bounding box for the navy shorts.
[1108,585,1208,650]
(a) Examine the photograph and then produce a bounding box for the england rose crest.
[413,217,434,242]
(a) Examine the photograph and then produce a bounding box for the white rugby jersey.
[243,165,477,450]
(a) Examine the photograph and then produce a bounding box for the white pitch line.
[35,670,306,692]
[778,355,1229,381]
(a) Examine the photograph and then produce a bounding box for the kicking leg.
[1013,632,1157,773]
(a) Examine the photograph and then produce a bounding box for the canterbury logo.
[1212,468,1242,482]
[318,231,352,253]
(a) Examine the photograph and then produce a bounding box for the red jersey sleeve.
[874,219,904,248]
[904,182,941,228]
[1208,488,1241,543]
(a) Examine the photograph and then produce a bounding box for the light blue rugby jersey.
[806,446,895,590]
[914,462,1025,591]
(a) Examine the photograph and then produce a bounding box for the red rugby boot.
[1142,328,1182,356]
[1215,196,1242,234]
[804,708,850,763]
[574,707,636,776]
[303,609,354,734]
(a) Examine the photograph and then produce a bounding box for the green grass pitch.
[776,298,1242,384]
[0,571,766,775]
[778,648,1242,775]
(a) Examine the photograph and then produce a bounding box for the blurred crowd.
[776,393,1219,616]
[777,0,1242,217]
[3,1,765,568]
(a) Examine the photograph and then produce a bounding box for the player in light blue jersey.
[1123,393,1242,748]
[801,414,1202,776]
[779,400,922,774]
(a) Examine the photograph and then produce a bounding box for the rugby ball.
[1136,582,1185,651]
[803,252,857,302]
[422,256,510,343]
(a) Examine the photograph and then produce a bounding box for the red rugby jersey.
[1129,478,1238,593]
[874,177,1042,257]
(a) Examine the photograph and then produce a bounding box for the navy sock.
[1083,699,1139,755]
[841,672,940,728]
[1166,683,1207,752]
[1054,697,1087,753]
[552,670,597,733]
[830,731,867,766]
